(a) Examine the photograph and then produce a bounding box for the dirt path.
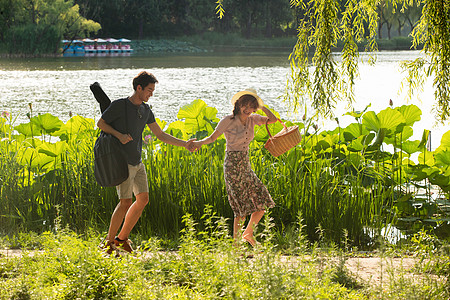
[0,249,431,287]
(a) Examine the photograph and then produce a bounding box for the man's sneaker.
[114,237,133,253]
[99,239,117,255]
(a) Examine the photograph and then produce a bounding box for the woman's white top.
[213,114,267,151]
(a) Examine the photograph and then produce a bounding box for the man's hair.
[133,71,158,91]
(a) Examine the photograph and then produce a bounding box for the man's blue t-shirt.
[101,98,156,165]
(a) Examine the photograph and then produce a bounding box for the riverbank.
[0,35,419,58]
[131,35,418,54]
[0,230,447,299]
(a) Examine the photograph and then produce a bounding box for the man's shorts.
[116,163,149,199]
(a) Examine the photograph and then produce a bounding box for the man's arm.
[97,118,133,144]
[147,122,194,150]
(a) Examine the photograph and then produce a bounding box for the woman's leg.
[242,210,265,247]
[233,216,246,243]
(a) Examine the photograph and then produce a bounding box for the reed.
[1,101,449,247]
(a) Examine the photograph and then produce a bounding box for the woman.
[192,89,278,246]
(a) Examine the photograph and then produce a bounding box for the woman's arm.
[260,106,278,124]
[192,117,230,148]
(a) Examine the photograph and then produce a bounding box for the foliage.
[1,100,450,247]
[0,218,449,299]
[0,0,100,55]
[282,0,450,123]
[4,24,61,55]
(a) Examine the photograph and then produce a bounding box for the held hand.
[186,139,197,152]
[191,140,203,151]
[119,133,133,144]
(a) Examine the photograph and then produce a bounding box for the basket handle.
[265,119,286,139]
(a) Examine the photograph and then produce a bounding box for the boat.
[61,38,134,56]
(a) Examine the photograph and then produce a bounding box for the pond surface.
[0,50,446,150]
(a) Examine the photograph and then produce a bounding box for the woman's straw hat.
[231,88,264,107]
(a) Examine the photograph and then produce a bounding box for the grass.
[0,213,448,299]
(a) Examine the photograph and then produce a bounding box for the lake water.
[0,50,447,150]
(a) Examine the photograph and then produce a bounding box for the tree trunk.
[245,11,252,39]
[138,19,144,39]
[265,2,272,38]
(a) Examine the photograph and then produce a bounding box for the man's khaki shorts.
[116,163,149,199]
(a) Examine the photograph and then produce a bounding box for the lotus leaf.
[38,141,67,157]
[15,122,43,137]
[344,104,371,119]
[396,104,421,126]
[177,99,207,120]
[434,150,450,167]
[436,130,450,152]
[362,108,405,135]
[418,129,430,148]
[384,126,414,145]
[30,113,64,134]
[343,123,368,141]
[398,140,421,155]
[418,150,435,166]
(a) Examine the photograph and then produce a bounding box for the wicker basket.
[264,120,301,157]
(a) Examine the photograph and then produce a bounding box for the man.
[97,71,194,254]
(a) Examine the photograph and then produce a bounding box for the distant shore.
[0,35,420,58]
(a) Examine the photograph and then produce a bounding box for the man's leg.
[117,192,149,241]
[106,198,132,241]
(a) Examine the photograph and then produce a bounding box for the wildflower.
[335,117,339,125]
[69,111,73,117]
[144,134,152,144]
[389,99,393,107]
[312,124,318,131]
[302,114,306,121]
[1,111,9,118]
[26,112,31,119]
[28,103,32,110]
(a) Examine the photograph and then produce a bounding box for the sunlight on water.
[0,51,447,150]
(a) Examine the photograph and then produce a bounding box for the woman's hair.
[133,71,158,91]
[231,95,259,119]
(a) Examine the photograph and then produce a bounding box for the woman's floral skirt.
[224,151,275,217]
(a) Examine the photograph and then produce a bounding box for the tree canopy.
[218,0,450,122]
[0,0,100,54]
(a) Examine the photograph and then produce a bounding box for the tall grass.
[1,101,449,247]
[0,214,448,299]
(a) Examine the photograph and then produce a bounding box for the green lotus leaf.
[348,137,364,151]
[177,99,207,120]
[398,140,421,155]
[417,150,435,166]
[17,147,53,168]
[14,122,43,137]
[344,104,371,119]
[167,120,185,131]
[385,126,413,145]
[204,106,219,121]
[38,141,67,157]
[343,123,368,141]
[436,130,450,152]
[31,113,64,134]
[418,129,430,148]
[377,107,406,132]
[397,104,421,126]
[58,115,95,135]
[434,150,450,167]
[361,111,380,132]
[429,173,450,187]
